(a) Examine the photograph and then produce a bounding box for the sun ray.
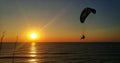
[39,4,71,31]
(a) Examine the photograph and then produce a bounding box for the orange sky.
[0,0,120,42]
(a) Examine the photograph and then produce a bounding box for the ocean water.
[0,42,120,63]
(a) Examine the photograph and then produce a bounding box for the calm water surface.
[0,42,120,63]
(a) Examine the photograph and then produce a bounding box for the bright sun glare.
[30,33,37,39]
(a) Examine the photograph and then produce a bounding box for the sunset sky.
[0,0,120,42]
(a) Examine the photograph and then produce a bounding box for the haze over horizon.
[0,0,120,42]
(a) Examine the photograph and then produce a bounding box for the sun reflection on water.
[29,42,36,54]
[28,42,38,63]
[28,59,38,63]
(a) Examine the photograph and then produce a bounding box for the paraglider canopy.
[80,7,96,23]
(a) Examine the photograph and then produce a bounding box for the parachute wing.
[80,7,96,23]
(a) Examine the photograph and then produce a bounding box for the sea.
[0,42,120,63]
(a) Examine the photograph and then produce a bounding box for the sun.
[30,32,37,40]
[26,30,41,41]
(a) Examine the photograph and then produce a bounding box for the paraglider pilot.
[81,34,85,40]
